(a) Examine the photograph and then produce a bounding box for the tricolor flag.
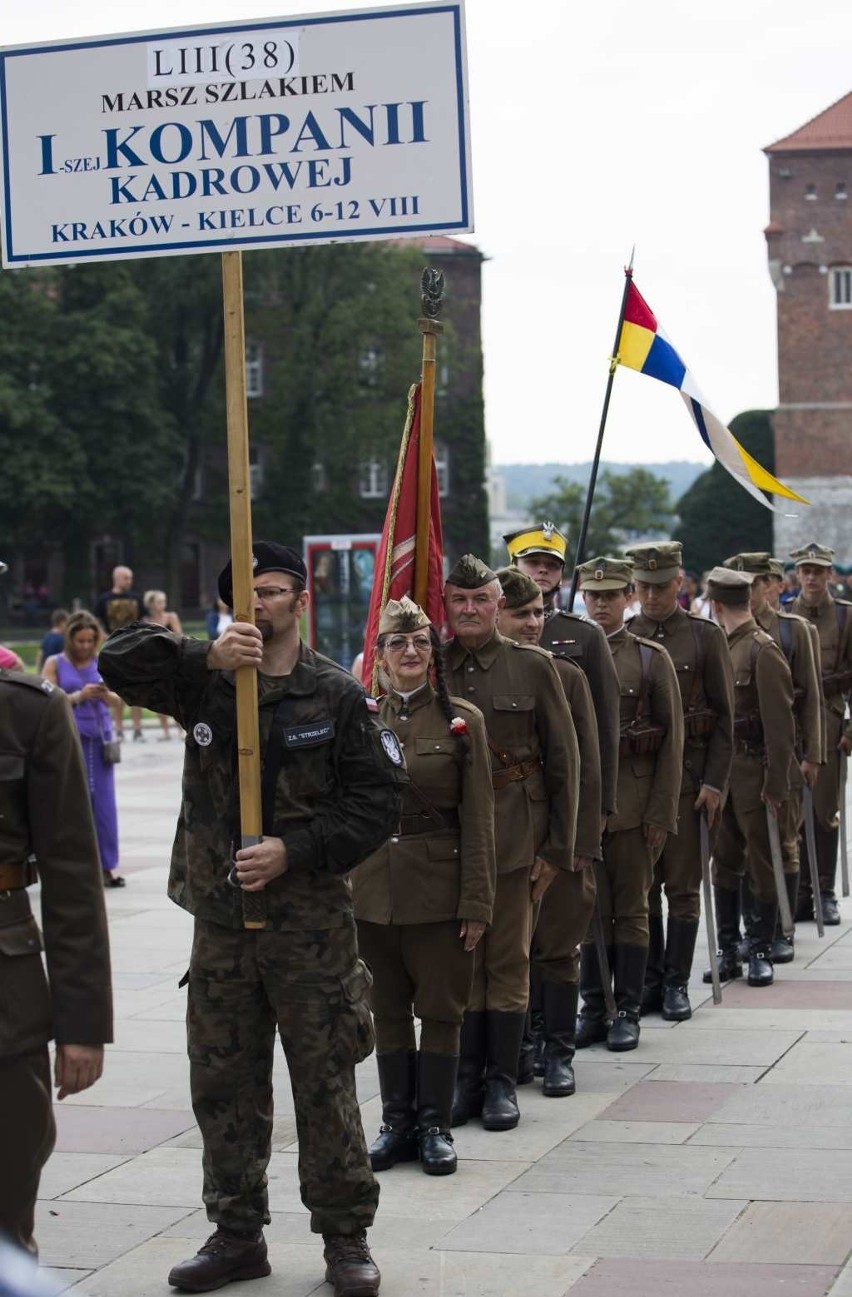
[617,279,808,509]
[361,383,445,693]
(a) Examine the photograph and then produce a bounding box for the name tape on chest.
[284,719,335,748]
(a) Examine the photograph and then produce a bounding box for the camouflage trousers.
[187,918,378,1236]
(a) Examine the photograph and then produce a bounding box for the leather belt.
[0,862,28,891]
[398,810,461,836]
[492,758,541,792]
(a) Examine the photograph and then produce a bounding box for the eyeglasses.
[383,634,432,653]
[253,586,297,601]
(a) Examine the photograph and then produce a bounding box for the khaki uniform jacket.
[540,610,620,816]
[792,594,852,745]
[446,631,579,874]
[352,688,495,927]
[728,619,796,804]
[0,671,112,1057]
[606,628,684,836]
[755,605,822,765]
[552,657,602,861]
[100,625,405,931]
[630,606,734,798]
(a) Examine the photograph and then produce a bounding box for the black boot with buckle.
[450,1010,486,1127]
[606,944,647,1052]
[368,1050,417,1171]
[661,917,699,1021]
[480,1010,526,1131]
[703,885,743,983]
[748,898,777,987]
[576,942,611,1048]
[416,1052,457,1175]
[540,982,578,1097]
[167,1227,270,1292]
[771,871,798,964]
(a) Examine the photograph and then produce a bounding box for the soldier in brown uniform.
[790,543,852,926]
[577,558,683,1051]
[723,553,823,963]
[495,567,601,1097]
[353,597,495,1176]
[443,555,579,1131]
[0,657,113,1256]
[707,567,796,987]
[504,523,620,824]
[625,542,734,1020]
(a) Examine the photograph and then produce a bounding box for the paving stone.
[37,1153,130,1199]
[761,1041,852,1084]
[707,1201,852,1263]
[33,1201,195,1269]
[716,980,852,1008]
[682,1006,852,1032]
[571,1196,746,1260]
[437,1191,618,1254]
[50,1112,181,1168]
[707,1084,852,1128]
[806,947,852,971]
[37,1269,92,1295]
[58,1051,192,1108]
[62,1146,202,1207]
[646,1065,766,1084]
[688,1123,852,1149]
[369,1246,594,1295]
[110,1017,191,1053]
[706,1148,852,1201]
[508,1141,736,1197]
[569,1120,700,1145]
[574,1028,802,1067]
[831,1261,852,1297]
[598,1082,741,1123]
[566,1259,839,1297]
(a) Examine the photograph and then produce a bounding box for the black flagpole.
[568,253,635,610]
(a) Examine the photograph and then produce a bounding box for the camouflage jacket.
[99,625,406,931]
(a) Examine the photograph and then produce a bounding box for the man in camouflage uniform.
[443,555,579,1131]
[496,566,601,1097]
[789,543,852,926]
[707,567,796,988]
[100,541,405,1297]
[626,542,734,1020]
[723,553,822,963]
[0,612,112,1256]
[578,558,683,1051]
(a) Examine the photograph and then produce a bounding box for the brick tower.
[765,93,852,557]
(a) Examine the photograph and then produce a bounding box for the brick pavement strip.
[34,730,852,1295]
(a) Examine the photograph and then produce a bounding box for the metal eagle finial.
[420,267,444,320]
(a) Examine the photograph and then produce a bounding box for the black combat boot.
[576,943,611,1048]
[738,876,757,961]
[167,1228,270,1292]
[517,1008,536,1086]
[703,885,743,983]
[771,872,799,964]
[480,1010,526,1131]
[540,982,578,1097]
[368,1051,418,1171]
[450,1011,486,1127]
[641,914,665,1016]
[661,917,699,1021]
[747,898,777,987]
[607,944,647,1052]
[817,826,841,925]
[415,1052,458,1175]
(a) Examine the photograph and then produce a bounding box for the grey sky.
[5,0,851,468]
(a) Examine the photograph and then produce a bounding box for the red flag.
[362,383,444,693]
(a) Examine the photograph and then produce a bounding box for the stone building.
[765,93,852,556]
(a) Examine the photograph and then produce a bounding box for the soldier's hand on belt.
[459,919,486,952]
[800,759,820,788]
[694,785,721,828]
[55,1044,104,1100]
[530,856,558,902]
[643,822,668,856]
[233,837,288,890]
[207,622,264,670]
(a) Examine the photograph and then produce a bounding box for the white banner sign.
[0,2,472,266]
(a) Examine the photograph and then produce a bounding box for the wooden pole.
[414,267,444,607]
[221,250,266,930]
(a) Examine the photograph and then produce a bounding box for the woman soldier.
[353,597,496,1175]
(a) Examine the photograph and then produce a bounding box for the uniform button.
[390,836,399,844]
[435,745,441,750]
[467,665,475,673]
[468,686,475,693]
[512,702,518,708]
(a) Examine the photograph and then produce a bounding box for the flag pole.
[221,250,266,931]
[414,267,444,607]
[568,253,635,609]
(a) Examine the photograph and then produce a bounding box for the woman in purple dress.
[43,611,126,888]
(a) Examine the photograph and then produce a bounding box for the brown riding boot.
[323,1231,381,1297]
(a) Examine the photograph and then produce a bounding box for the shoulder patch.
[379,729,404,767]
[0,670,54,695]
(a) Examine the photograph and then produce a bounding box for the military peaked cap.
[503,521,568,564]
[218,540,307,605]
[790,542,834,568]
[495,566,542,609]
[624,541,682,584]
[576,556,635,592]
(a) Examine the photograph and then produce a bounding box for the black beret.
[218,540,307,606]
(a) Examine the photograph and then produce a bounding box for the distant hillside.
[496,461,706,511]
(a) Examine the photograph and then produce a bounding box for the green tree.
[674,410,774,575]
[531,467,675,565]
